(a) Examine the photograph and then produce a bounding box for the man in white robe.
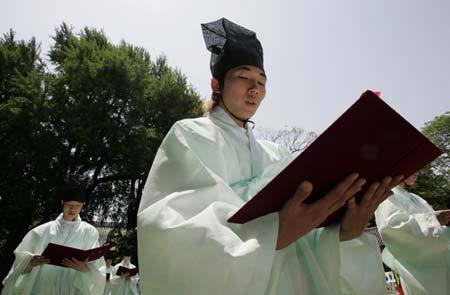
[375,172,450,294]
[99,255,115,295]
[2,176,106,295]
[137,18,400,295]
[111,255,139,295]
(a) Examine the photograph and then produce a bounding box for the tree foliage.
[0,24,203,278]
[411,112,450,209]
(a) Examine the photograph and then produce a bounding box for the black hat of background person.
[201,18,264,82]
[61,174,87,203]
[122,245,136,256]
[104,251,115,261]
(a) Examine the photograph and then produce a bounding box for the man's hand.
[121,272,131,280]
[30,255,50,267]
[435,210,450,226]
[339,175,403,241]
[276,173,365,250]
[61,258,89,272]
[24,255,50,273]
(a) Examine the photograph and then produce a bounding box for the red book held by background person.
[228,90,442,226]
[116,266,139,277]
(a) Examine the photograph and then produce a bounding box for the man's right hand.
[121,272,131,279]
[276,173,365,250]
[24,255,50,273]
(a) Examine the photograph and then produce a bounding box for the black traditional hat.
[201,18,264,81]
[61,174,87,203]
[122,245,136,256]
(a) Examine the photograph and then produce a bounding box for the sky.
[1,0,449,134]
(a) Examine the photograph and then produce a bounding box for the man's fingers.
[319,173,359,209]
[32,255,50,266]
[359,182,380,207]
[291,181,313,204]
[61,258,75,266]
[383,175,403,197]
[328,177,366,212]
[390,175,404,190]
[371,176,392,202]
[347,197,356,209]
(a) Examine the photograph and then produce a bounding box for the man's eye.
[258,82,266,86]
[238,76,248,80]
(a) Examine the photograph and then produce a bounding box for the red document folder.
[41,243,113,267]
[228,90,442,226]
[116,266,139,276]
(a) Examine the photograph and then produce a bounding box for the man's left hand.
[340,175,403,241]
[61,258,89,272]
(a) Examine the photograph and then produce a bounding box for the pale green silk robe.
[375,186,450,294]
[2,214,106,295]
[138,107,386,295]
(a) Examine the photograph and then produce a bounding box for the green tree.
[0,29,57,280]
[0,24,203,280]
[411,112,450,209]
[44,23,203,228]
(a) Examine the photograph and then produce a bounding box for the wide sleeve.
[292,224,342,294]
[73,227,106,295]
[1,228,46,295]
[339,233,387,295]
[375,195,449,266]
[137,123,279,295]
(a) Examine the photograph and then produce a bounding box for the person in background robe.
[99,253,115,295]
[111,249,139,295]
[1,175,106,295]
[375,171,450,294]
[137,17,403,295]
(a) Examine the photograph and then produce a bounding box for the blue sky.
[1,0,449,133]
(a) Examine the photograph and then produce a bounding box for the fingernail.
[299,181,312,192]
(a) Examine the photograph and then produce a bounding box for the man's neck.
[63,215,78,222]
[217,105,246,128]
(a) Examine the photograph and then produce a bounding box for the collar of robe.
[56,213,82,224]
[211,105,255,130]
[219,99,255,129]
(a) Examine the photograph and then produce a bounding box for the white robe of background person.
[375,186,450,294]
[2,214,106,295]
[137,107,386,295]
[99,265,115,295]
[110,261,139,295]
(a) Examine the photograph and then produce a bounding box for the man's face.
[62,200,84,221]
[219,65,266,121]
[106,258,113,267]
[123,256,131,264]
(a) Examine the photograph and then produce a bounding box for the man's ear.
[211,78,220,93]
